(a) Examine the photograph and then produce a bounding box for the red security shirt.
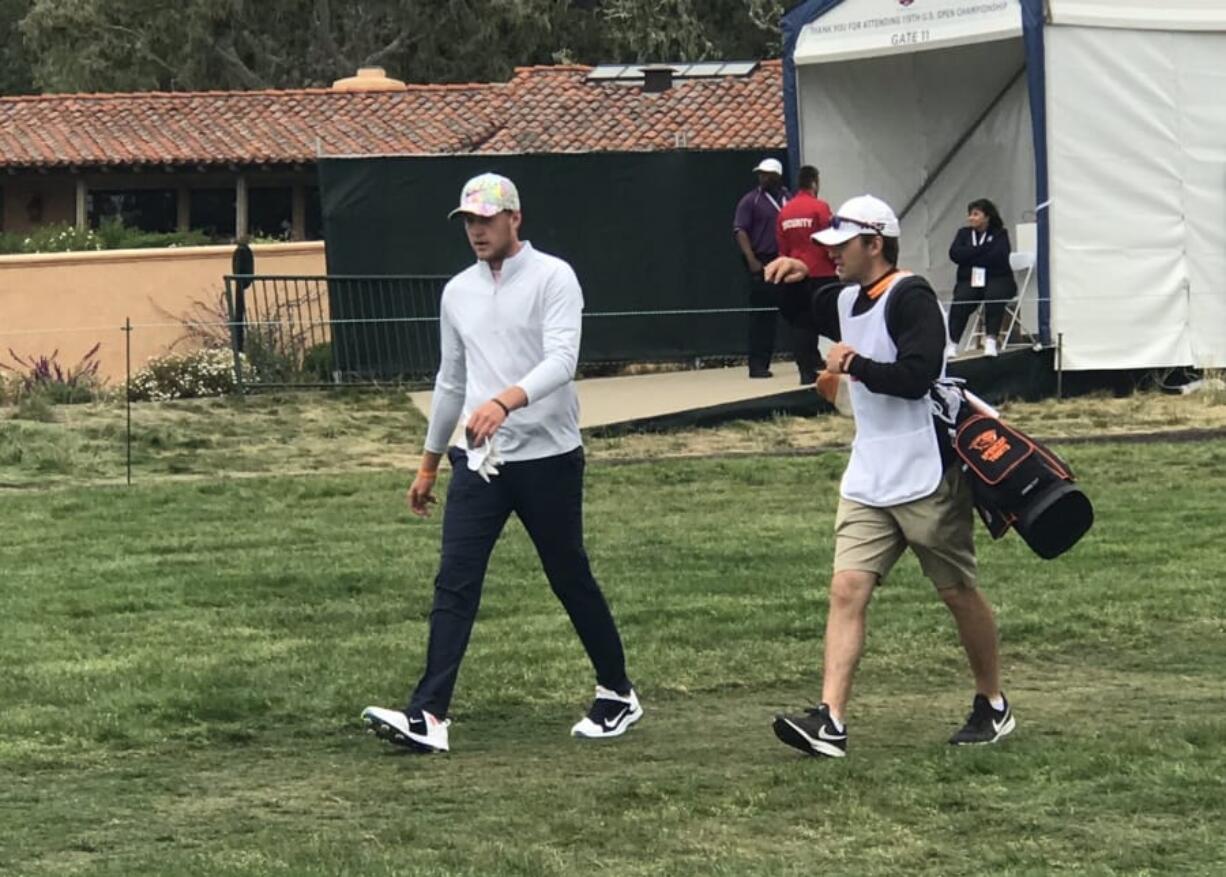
[776,192,837,279]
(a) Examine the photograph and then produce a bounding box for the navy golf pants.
[407,446,631,717]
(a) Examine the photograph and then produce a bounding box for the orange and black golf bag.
[952,412,1094,559]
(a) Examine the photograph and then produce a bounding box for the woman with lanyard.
[945,198,1016,358]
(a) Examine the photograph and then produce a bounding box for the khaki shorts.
[834,465,977,590]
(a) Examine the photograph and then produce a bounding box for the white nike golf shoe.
[361,705,450,752]
[571,686,643,739]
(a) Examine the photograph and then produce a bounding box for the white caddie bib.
[838,274,946,507]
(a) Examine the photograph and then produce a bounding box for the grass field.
[2,387,1225,488]
[3,394,1225,874]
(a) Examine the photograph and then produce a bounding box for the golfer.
[362,173,641,753]
[765,195,1014,757]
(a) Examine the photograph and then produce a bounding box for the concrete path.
[409,364,809,433]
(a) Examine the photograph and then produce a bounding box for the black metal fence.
[223,273,1053,392]
[223,273,792,388]
[224,274,449,386]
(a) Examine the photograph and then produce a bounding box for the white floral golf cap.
[448,173,521,218]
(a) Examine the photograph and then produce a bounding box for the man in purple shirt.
[734,158,795,379]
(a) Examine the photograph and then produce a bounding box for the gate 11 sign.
[793,0,1023,64]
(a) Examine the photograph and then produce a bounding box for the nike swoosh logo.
[992,716,1009,733]
[408,718,426,729]
[603,708,629,729]
[817,726,847,742]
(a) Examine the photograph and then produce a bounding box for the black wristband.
[493,398,511,416]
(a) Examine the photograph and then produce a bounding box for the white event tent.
[781,0,1226,370]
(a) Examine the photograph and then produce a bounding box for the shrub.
[161,289,330,387]
[0,219,213,255]
[0,344,104,404]
[93,217,212,250]
[162,290,322,382]
[0,224,103,254]
[128,348,244,402]
[303,343,334,382]
[159,291,234,353]
[10,392,57,422]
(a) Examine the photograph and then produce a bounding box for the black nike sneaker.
[949,693,1015,745]
[773,703,847,758]
[571,686,643,739]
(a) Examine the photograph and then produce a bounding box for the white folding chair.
[1002,249,1035,347]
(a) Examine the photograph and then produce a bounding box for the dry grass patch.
[3,386,1224,487]
[586,389,1226,462]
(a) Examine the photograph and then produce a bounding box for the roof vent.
[331,67,407,92]
[587,61,758,84]
[641,65,678,93]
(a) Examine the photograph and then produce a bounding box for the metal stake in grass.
[124,317,132,486]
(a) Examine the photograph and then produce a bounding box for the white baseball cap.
[448,173,521,218]
[813,195,901,246]
[753,157,784,176]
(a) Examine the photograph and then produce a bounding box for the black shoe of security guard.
[749,369,774,379]
[773,703,847,758]
[949,693,1015,745]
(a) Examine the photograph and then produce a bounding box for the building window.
[88,189,177,232]
[189,188,236,241]
[249,187,293,240]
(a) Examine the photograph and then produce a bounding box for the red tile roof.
[0,62,783,169]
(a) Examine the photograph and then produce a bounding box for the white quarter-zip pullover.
[423,242,583,461]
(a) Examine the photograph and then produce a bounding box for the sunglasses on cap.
[830,215,886,233]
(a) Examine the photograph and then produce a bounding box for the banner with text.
[794,0,1022,64]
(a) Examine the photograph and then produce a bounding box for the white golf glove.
[463,413,505,483]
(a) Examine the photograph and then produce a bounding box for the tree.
[12,0,785,95]
[18,0,599,91]
[597,0,784,62]
[0,0,35,94]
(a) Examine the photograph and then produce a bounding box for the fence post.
[223,277,246,394]
[1056,332,1064,400]
[124,317,132,486]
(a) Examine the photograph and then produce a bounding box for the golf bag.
[952,413,1093,559]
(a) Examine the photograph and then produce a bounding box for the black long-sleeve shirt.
[948,226,1013,281]
[778,272,954,467]
[778,273,947,399]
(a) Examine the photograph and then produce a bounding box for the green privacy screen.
[318,150,789,376]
